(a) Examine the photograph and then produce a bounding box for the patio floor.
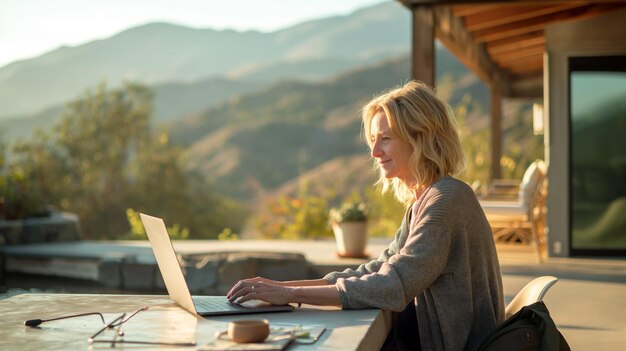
[1,239,625,349]
[495,243,626,350]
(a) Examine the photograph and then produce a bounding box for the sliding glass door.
[569,56,626,256]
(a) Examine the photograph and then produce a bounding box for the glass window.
[569,56,626,255]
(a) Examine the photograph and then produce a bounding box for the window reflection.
[570,58,626,253]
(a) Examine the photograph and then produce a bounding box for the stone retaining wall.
[98,251,317,294]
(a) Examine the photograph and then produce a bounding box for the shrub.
[329,201,368,223]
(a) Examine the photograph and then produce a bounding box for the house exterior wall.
[545,8,626,257]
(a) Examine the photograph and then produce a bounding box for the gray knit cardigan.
[324,176,504,351]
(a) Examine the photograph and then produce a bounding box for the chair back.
[505,276,558,319]
[518,160,546,211]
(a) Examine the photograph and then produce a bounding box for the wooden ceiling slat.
[400,1,626,97]
[403,1,625,7]
[495,50,543,66]
[507,68,542,77]
[486,32,545,54]
[491,44,544,64]
[472,4,626,43]
[510,72,543,82]
[474,22,544,44]
[500,57,543,71]
[433,6,511,92]
[464,3,586,31]
[508,66,543,76]
[451,4,500,17]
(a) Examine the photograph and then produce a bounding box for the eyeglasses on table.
[24,306,196,347]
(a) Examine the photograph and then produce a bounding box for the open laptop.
[140,213,294,316]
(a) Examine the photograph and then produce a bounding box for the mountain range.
[0,2,410,120]
[0,1,492,208]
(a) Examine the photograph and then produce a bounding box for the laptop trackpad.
[238,300,281,308]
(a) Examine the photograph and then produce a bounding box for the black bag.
[477,301,570,351]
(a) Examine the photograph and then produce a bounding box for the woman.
[227,81,504,351]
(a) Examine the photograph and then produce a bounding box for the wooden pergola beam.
[398,0,626,183]
[501,56,543,70]
[502,63,543,74]
[463,3,584,31]
[452,4,501,17]
[491,43,544,64]
[509,74,543,98]
[411,5,436,86]
[431,6,509,180]
[490,84,502,180]
[472,4,598,43]
[486,32,545,55]
[434,6,511,93]
[401,0,626,4]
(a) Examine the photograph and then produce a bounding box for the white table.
[0,293,391,350]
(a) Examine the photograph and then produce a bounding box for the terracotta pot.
[332,221,368,258]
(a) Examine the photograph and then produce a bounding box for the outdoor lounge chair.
[505,275,558,319]
[477,276,568,351]
[479,160,548,260]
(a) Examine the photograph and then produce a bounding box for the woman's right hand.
[226,276,340,307]
[226,277,283,300]
[226,277,295,305]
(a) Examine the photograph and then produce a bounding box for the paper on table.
[199,330,295,351]
[270,323,326,344]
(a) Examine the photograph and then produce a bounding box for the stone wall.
[98,251,316,294]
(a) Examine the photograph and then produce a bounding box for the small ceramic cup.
[228,319,270,343]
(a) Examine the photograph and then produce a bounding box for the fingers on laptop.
[226,277,267,299]
[226,280,245,299]
[227,282,257,303]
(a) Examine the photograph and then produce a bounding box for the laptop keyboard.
[193,297,245,312]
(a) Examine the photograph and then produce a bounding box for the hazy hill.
[0,0,494,204]
[174,54,487,199]
[0,1,410,119]
[0,76,265,146]
[270,154,377,200]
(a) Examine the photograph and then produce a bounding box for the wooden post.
[490,85,502,180]
[411,5,435,87]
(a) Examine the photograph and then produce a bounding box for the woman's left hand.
[227,278,295,305]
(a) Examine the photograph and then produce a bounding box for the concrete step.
[0,239,378,294]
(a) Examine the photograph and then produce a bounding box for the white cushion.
[479,160,546,224]
[480,200,528,222]
[518,160,544,208]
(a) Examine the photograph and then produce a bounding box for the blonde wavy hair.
[362,80,466,205]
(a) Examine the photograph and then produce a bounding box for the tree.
[3,82,246,239]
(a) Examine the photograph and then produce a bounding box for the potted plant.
[329,201,369,258]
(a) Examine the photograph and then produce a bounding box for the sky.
[0,0,388,68]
